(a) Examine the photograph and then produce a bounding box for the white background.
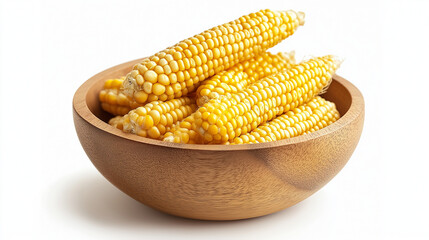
[1,0,428,239]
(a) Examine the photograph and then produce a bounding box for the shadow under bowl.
[73,58,365,220]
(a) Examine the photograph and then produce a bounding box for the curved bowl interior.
[73,58,365,220]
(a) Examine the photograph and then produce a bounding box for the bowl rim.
[73,58,364,151]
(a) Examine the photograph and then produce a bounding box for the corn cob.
[99,77,142,116]
[195,51,295,106]
[122,9,305,104]
[111,97,198,140]
[164,55,341,144]
[231,96,340,144]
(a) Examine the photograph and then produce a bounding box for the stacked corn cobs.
[99,9,341,145]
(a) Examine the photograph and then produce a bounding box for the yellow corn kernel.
[231,96,340,144]
[122,9,305,104]
[189,55,342,144]
[196,51,295,106]
[111,97,198,140]
[152,83,166,95]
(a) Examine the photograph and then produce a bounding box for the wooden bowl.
[73,58,364,221]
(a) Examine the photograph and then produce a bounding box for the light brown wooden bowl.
[73,58,364,221]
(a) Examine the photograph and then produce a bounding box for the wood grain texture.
[73,58,365,220]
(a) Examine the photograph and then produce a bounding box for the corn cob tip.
[326,55,344,75]
[277,10,305,26]
[297,11,305,25]
[318,55,343,95]
[122,76,137,96]
[332,55,345,66]
[278,50,296,62]
[301,54,343,66]
[109,116,125,130]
